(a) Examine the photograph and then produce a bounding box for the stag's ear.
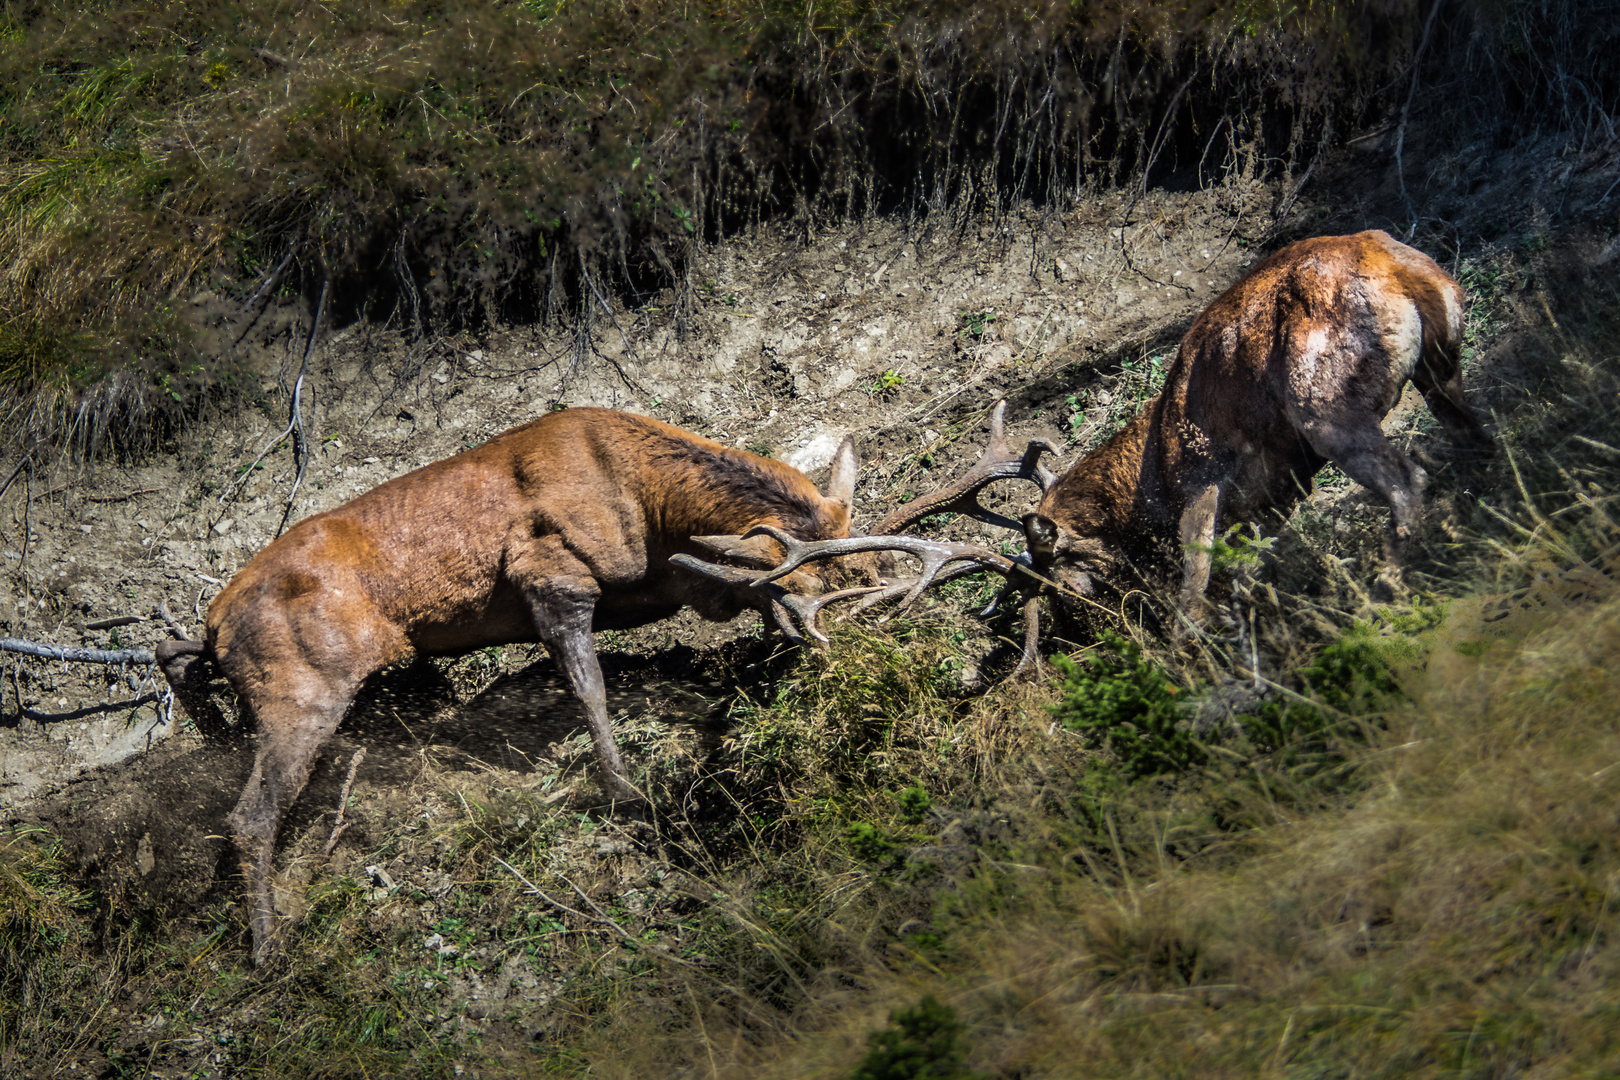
[824,436,858,512]
[1022,512,1059,564]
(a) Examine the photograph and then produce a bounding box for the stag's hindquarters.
[1027,231,1492,624]
[1167,230,1492,599]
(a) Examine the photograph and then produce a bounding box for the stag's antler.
[873,400,1062,535]
[668,551,886,643]
[672,526,1020,643]
[673,399,1064,659]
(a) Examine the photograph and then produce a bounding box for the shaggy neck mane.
[1043,406,1161,544]
[643,431,836,538]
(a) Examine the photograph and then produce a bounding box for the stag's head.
[673,438,900,640]
[1016,509,1131,611]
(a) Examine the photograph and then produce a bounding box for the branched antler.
[674,526,1025,643]
[667,553,882,643]
[873,400,1061,535]
[672,399,1066,666]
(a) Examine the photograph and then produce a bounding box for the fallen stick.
[155,599,191,640]
[0,451,34,505]
[86,616,143,631]
[84,488,160,504]
[323,748,367,856]
[0,638,155,666]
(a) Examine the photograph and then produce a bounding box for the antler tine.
[669,552,884,644]
[872,399,1060,536]
[736,524,1015,587]
[849,558,987,614]
[771,584,887,644]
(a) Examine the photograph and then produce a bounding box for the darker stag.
[156,408,897,963]
[1020,229,1494,631]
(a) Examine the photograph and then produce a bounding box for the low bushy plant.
[848,995,986,1080]
[1048,631,1198,780]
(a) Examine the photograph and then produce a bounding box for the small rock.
[922,428,940,444]
[431,372,450,384]
[466,349,484,363]
[362,456,381,465]
[79,524,93,534]
[212,518,235,536]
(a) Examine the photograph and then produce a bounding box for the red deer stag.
[1018,229,1493,630]
[156,407,912,963]
[683,234,1494,674]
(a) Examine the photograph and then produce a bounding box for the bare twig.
[85,616,142,631]
[83,488,160,504]
[323,748,366,856]
[0,449,34,505]
[220,278,330,538]
[0,638,156,666]
[251,47,292,69]
[235,242,297,346]
[156,599,192,641]
[1273,114,1333,225]
[1394,0,1445,238]
[33,484,160,504]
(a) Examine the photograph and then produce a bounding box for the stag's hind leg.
[1299,413,1428,574]
[1412,351,1494,456]
[227,662,368,964]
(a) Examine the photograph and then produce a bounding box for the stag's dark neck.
[1040,400,1175,553]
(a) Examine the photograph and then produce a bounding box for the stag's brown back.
[1027,230,1491,613]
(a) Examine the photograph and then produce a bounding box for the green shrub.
[849,995,986,1080]
[1241,621,1411,761]
[1048,631,1199,780]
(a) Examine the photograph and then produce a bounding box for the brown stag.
[1017,229,1494,632]
[156,407,916,962]
[720,231,1499,674]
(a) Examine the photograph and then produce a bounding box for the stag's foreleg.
[513,556,639,804]
[1177,480,1224,622]
[229,663,367,964]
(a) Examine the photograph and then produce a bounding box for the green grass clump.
[848,995,986,1080]
[0,827,93,1020]
[1049,630,1196,780]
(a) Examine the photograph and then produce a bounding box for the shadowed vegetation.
[4,0,1613,454]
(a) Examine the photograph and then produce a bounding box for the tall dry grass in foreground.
[646,503,1620,1080]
